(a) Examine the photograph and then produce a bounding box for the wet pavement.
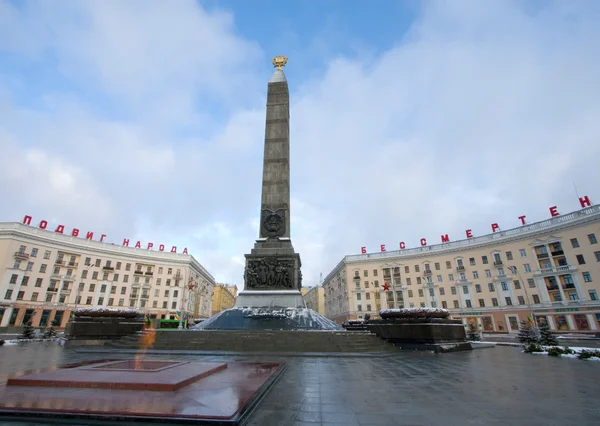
[0,342,599,426]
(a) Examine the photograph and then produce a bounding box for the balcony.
[67,262,78,267]
[551,250,564,256]
[63,275,75,282]
[47,287,58,292]
[423,270,432,276]
[60,288,71,294]
[55,259,65,265]
[145,271,154,276]
[563,283,575,289]
[493,260,503,266]
[456,265,465,271]
[134,270,144,275]
[14,251,30,260]
[536,253,549,259]
[51,273,62,280]
[103,266,115,271]
[546,285,559,291]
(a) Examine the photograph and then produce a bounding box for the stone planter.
[64,316,145,341]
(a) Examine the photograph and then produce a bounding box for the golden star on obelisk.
[272,54,288,70]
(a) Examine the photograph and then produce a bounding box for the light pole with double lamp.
[508,265,537,330]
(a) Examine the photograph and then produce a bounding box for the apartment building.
[211,284,237,315]
[323,205,600,334]
[303,286,326,316]
[0,222,215,329]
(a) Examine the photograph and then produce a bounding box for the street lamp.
[381,263,401,309]
[507,265,537,330]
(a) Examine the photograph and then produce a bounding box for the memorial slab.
[0,359,286,425]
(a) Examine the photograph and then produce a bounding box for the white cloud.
[1,0,599,291]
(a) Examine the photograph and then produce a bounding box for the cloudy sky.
[1,0,599,289]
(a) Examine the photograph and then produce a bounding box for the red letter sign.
[399,242,406,249]
[147,242,154,250]
[183,248,188,254]
[491,223,499,233]
[380,244,386,252]
[171,246,177,253]
[361,247,366,254]
[71,228,79,237]
[466,229,473,239]
[420,238,427,246]
[123,239,129,247]
[55,225,64,234]
[518,215,526,225]
[23,215,32,225]
[441,234,450,243]
[135,241,141,248]
[86,232,94,240]
[549,206,559,217]
[100,234,107,242]
[579,195,591,208]
[39,220,48,229]
[159,244,165,252]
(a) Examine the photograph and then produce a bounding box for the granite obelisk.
[236,55,304,309]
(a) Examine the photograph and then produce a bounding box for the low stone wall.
[64,316,145,340]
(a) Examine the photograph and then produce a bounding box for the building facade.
[0,222,215,329]
[303,286,326,316]
[323,205,600,333]
[211,284,237,315]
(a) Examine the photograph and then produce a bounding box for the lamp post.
[381,263,401,309]
[73,263,95,312]
[508,265,536,330]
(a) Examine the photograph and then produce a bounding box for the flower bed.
[524,344,600,361]
[73,307,141,319]
[379,308,449,319]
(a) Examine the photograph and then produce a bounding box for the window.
[527,278,536,288]
[168,268,172,275]
[569,293,578,301]
[492,298,498,306]
[465,300,472,308]
[416,277,421,285]
[113,273,119,281]
[373,269,378,277]
[166,279,171,286]
[164,289,170,297]
[98,297,104,305]
[35,278,42,287]
[435,262,440,270]
[45,293,53,302]
[134,276,140,283]
[582,272,592,282]
[475,284,481,293]
[100,284,107,293]
[356,304,362,312]
[517,296,525,305]
[459,272,466,281]
[367,304,372,311]
[95,259,101,267]
[158,267,163,274]
[111,286,116,294]
[26,262,33,271]
[589,290,598,301]
[408,290,413,297]
[570,238,579,248]
[173,290,178,298]
[39,264,47,273]
[446,261,451,269]
[363,270,368,277]
[513,280,521,290]
[404,266,410,273]
[524,264,531,272]
[108,298,114,306]
[482,256,488,264]
[451,287,457,295]
[420,302,426,308]
[86,297,93,305]
[92,271,98,280]
[589,233,598,244]
[595,251,600,262]
[418,289,424,297]
[453,300,459,308]
[478,299,485,307]
[442,301,448,309]
[532,294,540,304]
[9,274,18,284]
[89,283,95,292]
[121,287,127,295]
[405,278,412,285]
[505,297,512,305]
[462,286,469,294]
[161,301,166,308]
[415,265,420,273]
[456,259,463,267]
[506,251,513,260]
[84,257,91,266]
[469,257,475,265]
[5,289,13,299]
[576,255,586,265]
[123,275,129,283]
[126,263,131,271]
[366,293,371,300]
[81,270,88,279]
[43,250,51,259]
[473,271,479,279]
[116,262,122,270]
[13,260,21,269]
[145,277,150,284]
[519,249,527,257]
[449,274,454,281]
[437,275,443,283]
[102,272,109,280]
[374,280,379,287]
[21,276,29,285]
[29,247,38,258]
[485,269,491,278]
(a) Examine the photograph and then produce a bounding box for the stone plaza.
[1,342,599,426]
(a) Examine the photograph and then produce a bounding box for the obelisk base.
[238,238,302,308]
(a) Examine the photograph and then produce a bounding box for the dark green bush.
[547,346,575,357]
[524,343,543,353]
[578,350,600,360]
